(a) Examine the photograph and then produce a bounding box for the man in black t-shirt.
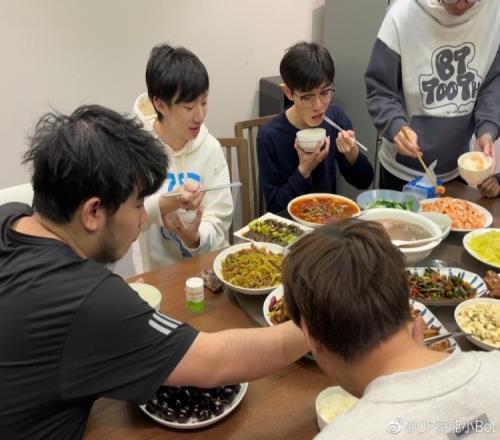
[0,105,307,440]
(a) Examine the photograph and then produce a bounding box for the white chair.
[0,183,33,206]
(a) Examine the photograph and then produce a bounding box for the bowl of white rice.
[315,386,358,430]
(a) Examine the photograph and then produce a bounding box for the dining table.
[84,181,498,440]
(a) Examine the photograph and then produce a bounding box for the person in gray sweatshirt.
[365,0,500,190]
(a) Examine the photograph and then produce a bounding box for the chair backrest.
[0,183,34,206]
[234,115,275,219]
[218,137,250,242]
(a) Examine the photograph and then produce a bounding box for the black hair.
[146,44,209,120]
[283,219,411,362]
[23,104,168,223]
[279,41,335,92]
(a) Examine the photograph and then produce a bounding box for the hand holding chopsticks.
[323,115,368,153]
[161,182,242,199]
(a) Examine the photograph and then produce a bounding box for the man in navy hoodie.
[257,42,373,214]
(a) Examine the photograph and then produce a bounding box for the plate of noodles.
[463,229,500,270]
[420,197,492,232]
[213,242,285,295]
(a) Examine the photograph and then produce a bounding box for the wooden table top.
[84,182,498,440]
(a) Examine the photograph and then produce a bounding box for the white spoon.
[392,232,446,248]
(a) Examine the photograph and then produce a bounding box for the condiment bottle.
[186,277,205,315]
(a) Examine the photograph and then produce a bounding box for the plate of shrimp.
[420,197,492,232]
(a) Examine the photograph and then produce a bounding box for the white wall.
[0,0,315,276]
[0,0,314,188]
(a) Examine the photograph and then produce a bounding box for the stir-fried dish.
[243,219,305,247]
[468,231,500,267]
[484,271,500,299]
[221,246,283,289]
[408,268,477,301]
[410,305,453,352]
[290,196,359,224]
[420,197,485,230]
[367,199,416,211]
[268,295,289,324]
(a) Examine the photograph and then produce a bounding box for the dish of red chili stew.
[289,195,359,225]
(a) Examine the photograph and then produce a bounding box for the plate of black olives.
[139,383,248,429]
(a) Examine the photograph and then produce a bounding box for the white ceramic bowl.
[296,128,326,152]
[287,193,360,229]
[455,298,500,351]
[419,211,452,240]
[177,208,197,224]
[458,151,494,186]
[315,386,358,430]
[359,208,442,264]
[262,285,284,326]
[213,242,285,295]
[129,282,162,311]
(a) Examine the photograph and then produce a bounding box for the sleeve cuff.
[386,118,408,142]
[145,192,162,226]
[476,122,499,142]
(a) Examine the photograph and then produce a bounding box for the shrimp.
[421,197,485,229]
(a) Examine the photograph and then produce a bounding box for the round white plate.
[420,198,493,232]
[139,383,248,430]
[213,242,285,295]
[407,267,487,305]
[262,285,284,326]
[463,228,500,270]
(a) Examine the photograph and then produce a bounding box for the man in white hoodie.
[366,0,500,190]
[133,44,233,272]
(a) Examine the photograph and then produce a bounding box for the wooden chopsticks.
[401,126,438,188]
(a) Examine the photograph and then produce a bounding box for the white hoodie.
[366,0,500,182]
[132,93,233,272]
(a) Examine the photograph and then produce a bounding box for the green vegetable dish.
[242,219,305,247]
[408,268,477,301]
[367,199,416,211]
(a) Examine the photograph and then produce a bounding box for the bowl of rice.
[315,386,358,430]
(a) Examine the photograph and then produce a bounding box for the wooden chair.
[234,115,275,220]
[218,137,250,243]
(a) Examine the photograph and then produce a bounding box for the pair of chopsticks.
[400,126,438,187]
[322,115,369,152]
[161,182,241,199]
[424,331,471,346]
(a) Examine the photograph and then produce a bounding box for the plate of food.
[213,242,284,295]
[140,383,248,429]
[262,285,289,326]
[411,299,459,352]
[484,270,500,299]
[407,267,487,306]
[233,212,312,248]
[420,197,492,232]
[287,193,360,228]
[455,298,500,351]
[356,189,420,212]
[463,229,500,270]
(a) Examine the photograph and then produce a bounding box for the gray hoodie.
[365,0,500,182]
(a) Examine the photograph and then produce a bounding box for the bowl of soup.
[287,193,360,228]
[359,208,442,263]
[457,152,494,186]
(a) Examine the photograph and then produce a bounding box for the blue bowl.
[356,189,420,212]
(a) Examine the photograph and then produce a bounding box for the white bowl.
[359,208,442,264]
[177,208,197,224]
[129,282,162,311]
[419,211,452,240]
[463,228,500,270]
[287,193,360,229]
[296,128,326,152]
[315,386,358,430]
[262,285,285,326]
[458,151,494,186]
[455,298,500,351]
[213,242,285,295]
[356,189,420,212]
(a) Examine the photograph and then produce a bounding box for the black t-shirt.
[0,203,198,440]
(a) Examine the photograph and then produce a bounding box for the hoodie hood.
[416,0,484,26]
[133,92,208,158]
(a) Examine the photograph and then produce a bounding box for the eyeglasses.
[293,85,335,108]
[441,0,481,4]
